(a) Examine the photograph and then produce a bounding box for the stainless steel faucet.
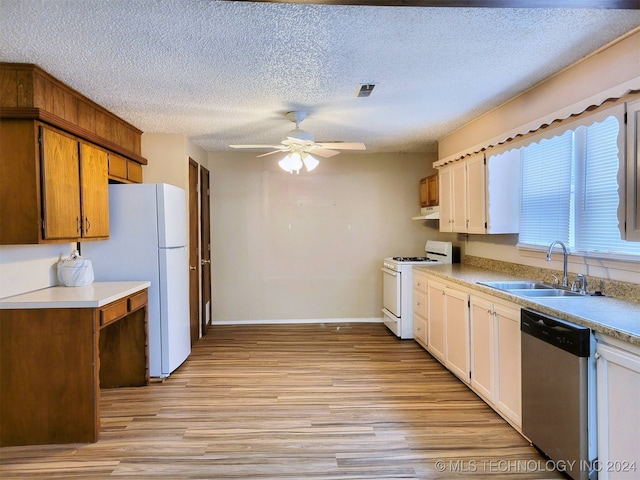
[546,240,569,287]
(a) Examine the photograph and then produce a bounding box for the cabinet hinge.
[485,222,487,229]
[624,111,627,124]
[468,299,470,308]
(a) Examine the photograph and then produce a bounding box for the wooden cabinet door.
[80,143,109,238]
[470,296,495,402]
[419,177,428,208]
[444,287,470,383]
[40,126,81,240]
[427,279,446,362]
[427,173,438,206]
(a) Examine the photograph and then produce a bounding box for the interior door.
[200,166,211,334]
[188,159,200,345]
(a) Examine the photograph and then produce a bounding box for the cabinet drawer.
[127,162,143,183]
[108,153,128,180]
[413,290,427,318]
[413,274,428,293]
[100,298,128,327]
[128,290,148,312]
[413,316,427,346]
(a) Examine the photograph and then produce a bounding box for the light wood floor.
[0,323,561,479]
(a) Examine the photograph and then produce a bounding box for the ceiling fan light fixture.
[302,153,319,172]
[279,152,303,174]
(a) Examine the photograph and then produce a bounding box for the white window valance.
[434,81,640,168]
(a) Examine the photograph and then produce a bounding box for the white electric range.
[381,240,454,338]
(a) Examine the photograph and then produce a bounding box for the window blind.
[519,131,573,248]
[577,117,640,256]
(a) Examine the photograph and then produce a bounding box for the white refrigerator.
[83,183,191,378]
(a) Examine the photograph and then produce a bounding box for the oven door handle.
[381,267,398,276]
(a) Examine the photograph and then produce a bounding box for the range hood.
[412,206,440,220]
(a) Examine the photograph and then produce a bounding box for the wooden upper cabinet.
[80,143,109,238]
[419,177,429,208]
[0,63,146,244]
[427,174,438,206]
[419,173,439,208]
[40,127,82,239]
[0,121,110,244]
[108,152,143,184]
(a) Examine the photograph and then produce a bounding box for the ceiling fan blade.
[229,144,283,149]
[316,142,366,150]
[256,150,288,158]
[309,147,341,158]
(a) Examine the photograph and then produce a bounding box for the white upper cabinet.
[437,151,520,234]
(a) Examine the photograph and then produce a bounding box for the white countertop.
[415,264,640,347]
[0,281,151,309]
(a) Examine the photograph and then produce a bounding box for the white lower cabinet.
[493,302,521,428]
[470,296,495,402]
[423,277,470,384]
[596,335,640,479]
[470,295,522,428]
[418,274,523,430]
[444,287,470,383]
[426,279,447,362]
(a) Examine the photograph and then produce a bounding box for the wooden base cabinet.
[0,290,149,447]
[596,335,640,479]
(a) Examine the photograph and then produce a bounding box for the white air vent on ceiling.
[355,83,376,97]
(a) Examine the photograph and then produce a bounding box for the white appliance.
[381,240,454,338]
[83,183,191,378]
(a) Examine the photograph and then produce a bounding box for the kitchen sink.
[478,280,588,297]
[509,288,584,297]
[478,281,553,290]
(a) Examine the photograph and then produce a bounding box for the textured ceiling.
[1,1,639,154]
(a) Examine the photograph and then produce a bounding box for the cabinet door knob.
[189,266,197,271]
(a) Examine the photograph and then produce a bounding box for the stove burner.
[392,256,435,262]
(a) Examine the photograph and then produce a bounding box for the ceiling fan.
[229,111,366,173]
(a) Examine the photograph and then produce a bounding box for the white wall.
[207,151,436,323]
[141,133,208,189]
[0,243,76,298]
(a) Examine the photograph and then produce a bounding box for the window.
[517,107,640,259]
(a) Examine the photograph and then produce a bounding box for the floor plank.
[0,323,562,479]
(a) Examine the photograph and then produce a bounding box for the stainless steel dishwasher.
[521,308,597,480]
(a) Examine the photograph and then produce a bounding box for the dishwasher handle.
[521,308,591,357]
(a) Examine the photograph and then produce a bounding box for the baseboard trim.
[211,317,384,326]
